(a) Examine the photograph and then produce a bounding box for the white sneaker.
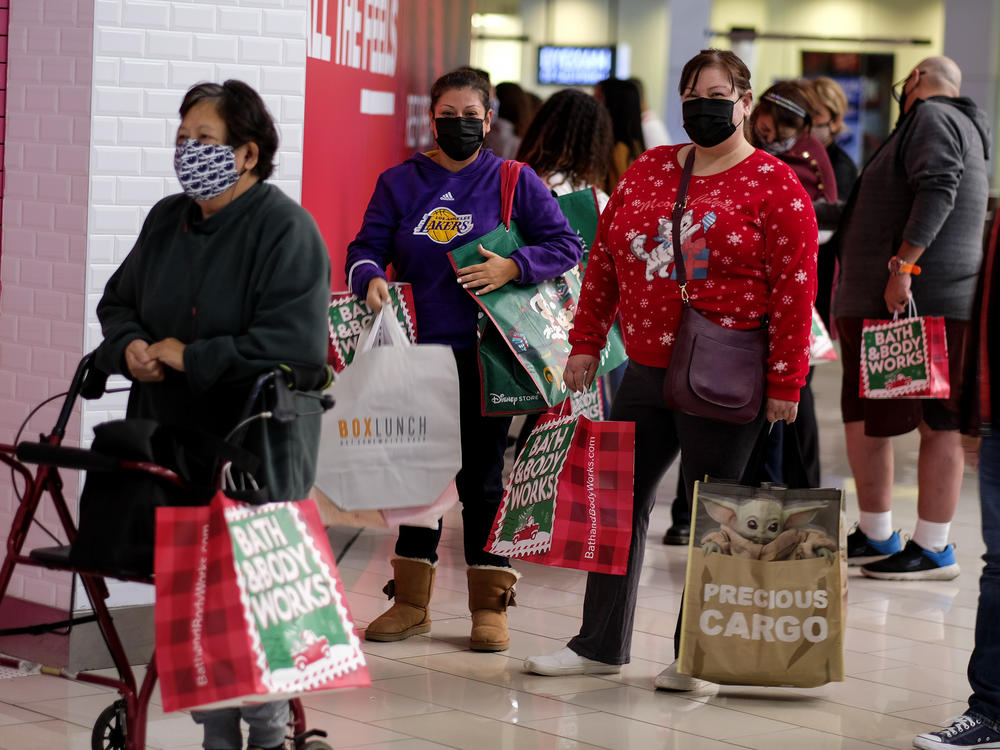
[523,647,621,676]
[654,661,718,694]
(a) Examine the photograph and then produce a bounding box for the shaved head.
[915,56,962,95]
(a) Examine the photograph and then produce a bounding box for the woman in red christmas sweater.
[525,49,817,690]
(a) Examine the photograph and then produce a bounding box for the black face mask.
[434,117,485,161]
[682,97,740,148]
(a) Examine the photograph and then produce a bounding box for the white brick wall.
[81,0,309,608]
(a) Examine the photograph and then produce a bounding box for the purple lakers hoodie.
[346,148,581,349]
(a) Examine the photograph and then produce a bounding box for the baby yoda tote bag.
[678,480,846,687]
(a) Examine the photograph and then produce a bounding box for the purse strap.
[671,148,697,304]
[500,159,525,230]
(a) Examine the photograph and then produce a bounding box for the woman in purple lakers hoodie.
[346,68,581,652]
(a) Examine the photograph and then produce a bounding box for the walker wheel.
[92,700,127,750]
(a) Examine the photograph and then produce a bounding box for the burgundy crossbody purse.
[662,149,768,424]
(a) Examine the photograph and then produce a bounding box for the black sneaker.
[662,523,690,546]
[914,713,1000,748]
[861,539,960,581]
[846,525,902,566]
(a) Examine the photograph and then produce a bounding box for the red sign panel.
[303,0,472,280]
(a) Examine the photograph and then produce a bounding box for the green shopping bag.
[450,167,626,415]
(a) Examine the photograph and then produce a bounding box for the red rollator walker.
[0,352,336,750]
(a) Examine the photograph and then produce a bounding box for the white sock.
[912,519,951,552]
[859,511,893,542]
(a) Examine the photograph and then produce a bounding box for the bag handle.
[671,148,697,304]
[500,159,525,230]
[892,293,918,321]
[360,302,410,353]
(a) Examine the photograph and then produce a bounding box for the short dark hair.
[429,68,492,113]
[179,80,279,180]
[679,49,752,97]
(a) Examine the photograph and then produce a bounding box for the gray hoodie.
[834,96,991,320]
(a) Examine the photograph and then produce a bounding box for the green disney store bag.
[449,161,625,416]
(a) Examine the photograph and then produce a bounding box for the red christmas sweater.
[570,144,818,402]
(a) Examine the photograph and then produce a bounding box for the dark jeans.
[395,348,511,567]
[969,434,1000,727]
[567,362,766,664]
[746,370,819,489]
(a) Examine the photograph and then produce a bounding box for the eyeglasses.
[892,69,923,103]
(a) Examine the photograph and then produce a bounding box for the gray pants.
[191,700,289,750]
[567,362,766,665]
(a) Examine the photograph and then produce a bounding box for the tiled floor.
[0,361,985,749]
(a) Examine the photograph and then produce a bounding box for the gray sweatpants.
[191,700,288,750]
[567,362,766,664]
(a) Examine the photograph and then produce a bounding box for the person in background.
[629,76,672,148]
[594,77,646,187]
[515,88,614,210]
[96,80,331,750]
[525,90,544,126]
[512,87,616,456]
[747,79,838,490]
[487,81,530,159]
[346,68,581,652]
[802,76,859,329]
[805,77,858,203]
[913,207,999,748]
[835,56,990,581]
[524,49,816,690]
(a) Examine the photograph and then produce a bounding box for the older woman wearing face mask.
[95,80,331,750]
[524,49,817,690]
[345,67,580,653]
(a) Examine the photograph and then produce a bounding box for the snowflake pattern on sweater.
[569,145,818,402]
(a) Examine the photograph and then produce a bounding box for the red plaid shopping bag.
[485,414,635,574]
[860,310,949,399]
[155,491,369,712]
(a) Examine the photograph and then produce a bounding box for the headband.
[762,92,808,120]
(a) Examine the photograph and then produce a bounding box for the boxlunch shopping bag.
[155,491,369,712]
[678,480,846,687]
[327,283,417,372]
[314,306,461,511]
[485,412,635,574]
[860,297,949,399]
[449,164,626,415]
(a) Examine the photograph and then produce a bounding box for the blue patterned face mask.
[174,139,241,201]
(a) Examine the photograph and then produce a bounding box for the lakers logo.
[413,206,474,244]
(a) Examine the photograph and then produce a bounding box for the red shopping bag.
[485,413,635,574]
[155,491,369,712]
[860,305,949,399]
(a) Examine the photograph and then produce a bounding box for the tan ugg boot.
[467,566,520,652]
[364,558,435,642]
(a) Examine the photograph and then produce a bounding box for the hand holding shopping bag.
[313,305,461,511]
[860,295,949,399]
[155,491,369,712]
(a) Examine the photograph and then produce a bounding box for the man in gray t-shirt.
[833,56,990,582]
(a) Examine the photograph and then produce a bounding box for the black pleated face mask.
[434,117,485,161]
[682,97,740,147]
